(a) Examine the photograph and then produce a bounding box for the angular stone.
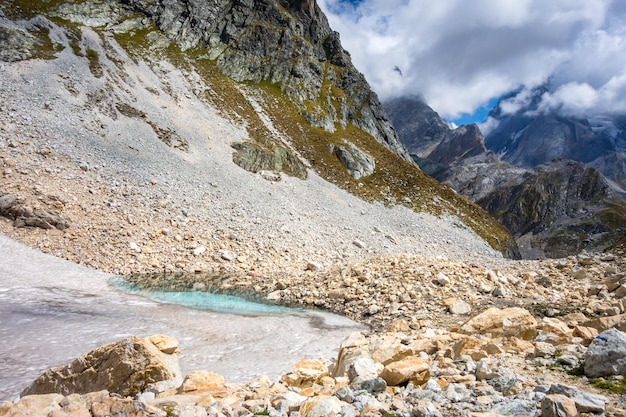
[539,317,572,337]
[180,371,225,392]
[443,383,472,402]
[475,358,500,381]
[299,395,343,417]
[380,356,430,386]
[149,335,179,355]
[369,333,413,365]
[21,336,182,398]
[573,325,598,346]
[548,384,607,414]
[332,333,369,378]
[584,328,626,378]
[1,394,64,417]
[347,357,380,384]
[434,273,451,286]
[351,377,387,394]
[613,284,626,298]
[534,342,556,358]
[583,313,626,332]
[541,394,578,417]
[448,299,472,315]
[334,142,375,179]
[282,359,329,388]
[413,400,443,417]
[458,307,538,340]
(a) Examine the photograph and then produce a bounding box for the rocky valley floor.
[2,36,626,417]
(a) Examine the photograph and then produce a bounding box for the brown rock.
[370,334,413,365]
[458,307,538,340]
[21,336,182,398]
[541,394,578,417]
[615,285,626,298]
[539,318,573,338]
[1,394,64,417]
[89,394,164,417]
[179,371,225,392]
[583,314,626,332]
[299,395,343,417]
[380,357,430,386]
[332,333,369,378]
[451,336,484,360]
[281,359,329,388]
[573,326,598,346]
[2,392,165,417]
[148,335,179,355]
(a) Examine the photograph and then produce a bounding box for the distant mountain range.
[385,95,626,258]
[485,86,626,193]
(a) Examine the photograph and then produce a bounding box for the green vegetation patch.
[590,377,626,394]
[598,203,626,229]
[85,47,103,77]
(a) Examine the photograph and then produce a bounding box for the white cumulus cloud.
[318,0,626,120]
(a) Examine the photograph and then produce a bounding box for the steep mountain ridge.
[385,96,626,258]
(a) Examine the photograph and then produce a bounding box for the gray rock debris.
[584,328,626,378]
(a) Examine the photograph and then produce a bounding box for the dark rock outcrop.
[121,0,412,163]
[0,194,69,230]
[478,160,626,258]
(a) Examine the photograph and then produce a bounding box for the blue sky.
[447,97,500,126]
[318,0,626,128]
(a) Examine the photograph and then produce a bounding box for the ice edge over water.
[109,277,305,317]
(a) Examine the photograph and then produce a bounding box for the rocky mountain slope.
[385,96,626,259]
[0,0,518,259]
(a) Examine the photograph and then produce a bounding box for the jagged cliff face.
[121,0,411,162]
[478,160,626,258]
[386,96,626,259]
[485,87,626,193]
[0,0,519,256]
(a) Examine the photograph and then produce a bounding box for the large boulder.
[380,357,430,386]
[21,335,182,398]
[334,142,376,179]
[332,332,370,378]
[457,307,538,340]
[584,328,626,378]
[541,394,578,417]
[1,391,165,417]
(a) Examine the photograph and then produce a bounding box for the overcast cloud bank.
[318,0,626,122]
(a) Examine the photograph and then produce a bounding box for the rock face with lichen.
[121,0,412,163]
